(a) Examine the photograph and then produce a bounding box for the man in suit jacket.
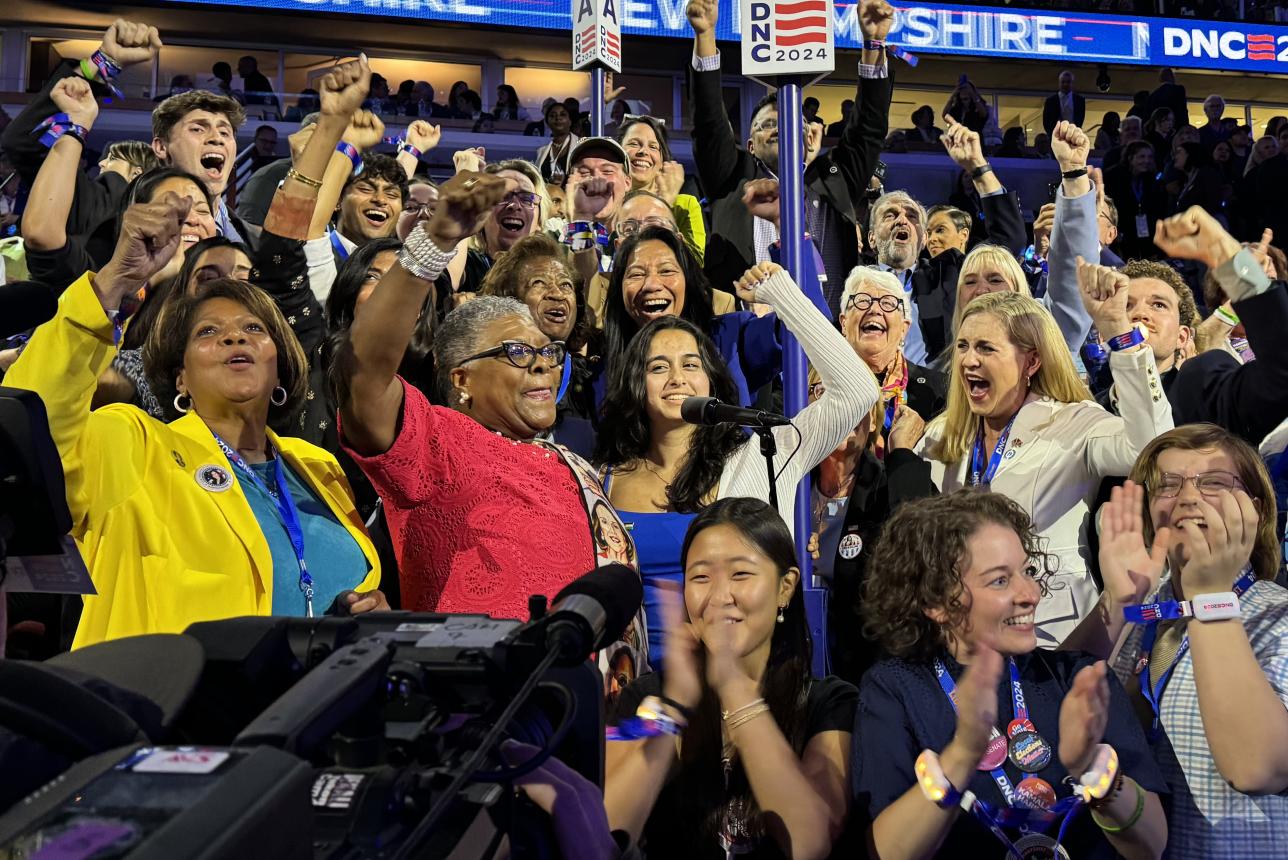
[866,121,1026,364]
[1147,67,1189,130]
[1043,70,1086,136]
[687,0,893,318]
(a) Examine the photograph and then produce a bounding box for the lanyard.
[1129,570,1255,736]
[968,413,1018,487]
[934,659,1018,804]
[330,230,350,262]
[213,435,314,617]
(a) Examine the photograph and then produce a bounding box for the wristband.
[83,50,125,100]
[335,142,364,176]
[1092,778,1146,833]
[970,164,994,181]
[658,694,694,722]
[862,39,885,50]
[398,141,423,160]
[914,750,974,811]
[32,113,90,150]
[563,220,609,252]
[1213,304,1240,327]
[1060,167,1088,180]
[1191,591,1240,621]
[1071,744,1119,804]
[1106,326,1145,352]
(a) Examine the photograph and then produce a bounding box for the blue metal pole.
[775,78,827,676]
[590,66,605,136]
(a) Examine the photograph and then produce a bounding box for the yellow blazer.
[5,273,380,649]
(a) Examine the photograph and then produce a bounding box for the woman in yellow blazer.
[6,193,382,649]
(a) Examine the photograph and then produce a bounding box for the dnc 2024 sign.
[159,0,1288,75]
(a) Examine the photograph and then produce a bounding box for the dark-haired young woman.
[595,262,877,662]
[599,226,828,408]
[852,490,1167,860]
[606,497,857,860]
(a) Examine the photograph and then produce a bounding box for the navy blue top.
[605,466,698,666]
[852,650,1167,858]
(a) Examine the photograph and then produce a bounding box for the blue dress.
[603,467,696,665]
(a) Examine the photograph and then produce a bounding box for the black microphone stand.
[755,426,779,515]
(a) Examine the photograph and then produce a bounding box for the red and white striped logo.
[774,0,829,47]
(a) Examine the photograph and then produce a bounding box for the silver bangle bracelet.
[398,225,457,281]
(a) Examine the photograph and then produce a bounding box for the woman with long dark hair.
[595,261,876,662]
[606,497,856,860]
[600,226,826,407]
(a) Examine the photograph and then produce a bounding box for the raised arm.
[21,78,99,254]
[1044,122,1097,354]
[824,0,894,207]
[337,171,508,456]
[734,264,878,482]
[5,194,188,523]
[308,104,387,241]
[395,120,441,180]
[1075,258,1174,477]
[686,0,753,198]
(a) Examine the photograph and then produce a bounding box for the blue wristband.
[335,141,363,176]
[1106,326,1145,352]
[398,141,422,160]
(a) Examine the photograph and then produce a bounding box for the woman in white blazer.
[918,274,1173,646]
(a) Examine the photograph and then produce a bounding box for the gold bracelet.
[721,697,766,722]
[726,704,770,732]
[285,167,324,189]
[1091,778,1146,833]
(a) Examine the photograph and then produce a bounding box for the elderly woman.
[918,283,1173,646]
[595,261,877,662]
[480,232,598,456]
[1069,426,1288,860]
[600,226,827,407]
[606,497,857,860]
[337,172,646,652]
[6,195,384,649]
[853,491,1167,860]
[617,115,706,261]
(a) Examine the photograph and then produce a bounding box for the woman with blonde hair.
[917,278,1172,647]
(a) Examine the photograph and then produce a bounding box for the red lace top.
[342,380,595,618]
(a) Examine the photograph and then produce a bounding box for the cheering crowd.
[1,0,1287,857]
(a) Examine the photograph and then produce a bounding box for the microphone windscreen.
[0,281,58,339]
[680,395,715,425]
[552,563,643,649]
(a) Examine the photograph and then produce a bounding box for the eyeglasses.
[497,190,541,210]
[1153,470,1246,499]
[753,118,779,133]
[403,201,435,216]
[845,294,904,314]
[616,217,675,237]
[455,340,566,370]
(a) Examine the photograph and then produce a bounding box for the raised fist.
[686,0,719,36]
[1153,205,1242,269]
[1075,256,1131,338]
[51,76,99,129]
[888,404,926,451]
[100,193,191,304]
[858,0,896,42]
[98,19,162,69]
[733,261,782,305]
[1051,121,1090,171]
[571,175,615,221]
[320,56,372,121]
[405,120,441,153]
[342,109,384,151]
[425,170,512,251]
[453,146,486,175]
[1032,203,1056,259]
[741,178,780,225]
[654,161,685,205]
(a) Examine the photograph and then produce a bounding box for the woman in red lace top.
[336,172,629,620]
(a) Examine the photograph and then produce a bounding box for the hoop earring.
[174,392,191,414]
[270,386,288,407]
[776,605,785,623]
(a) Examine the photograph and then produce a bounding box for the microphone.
[540,563,642,664]
[681,395,792,428]
[0,281,57,339]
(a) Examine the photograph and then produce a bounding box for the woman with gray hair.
[337,172,646,673]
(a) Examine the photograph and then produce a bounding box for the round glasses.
[845,294,904,314]
[1152,470,1245,499]
[455,340,566,370]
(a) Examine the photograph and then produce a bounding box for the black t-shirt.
[613,672,857,860]
[853,650,1168,859]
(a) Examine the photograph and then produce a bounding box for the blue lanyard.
[213,435,314,617]
[968,414,1018,487]
[1131,570,1255,737]
[330,230,350,262]
[932,659,1083,854]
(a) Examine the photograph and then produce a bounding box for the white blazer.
[918,346,1174,646]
